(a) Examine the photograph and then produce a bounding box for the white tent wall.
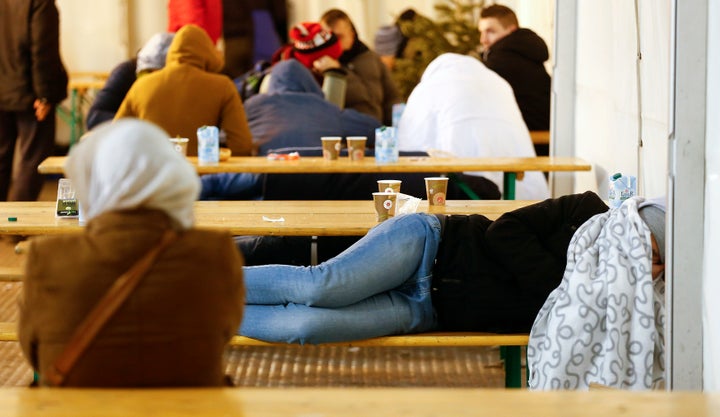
[572,0,669,199]
[703,0,720,391]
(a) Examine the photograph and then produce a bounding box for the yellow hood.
[165,24,224,73]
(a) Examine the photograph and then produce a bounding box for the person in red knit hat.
[273,22,342,72]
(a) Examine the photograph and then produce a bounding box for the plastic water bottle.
[375,126,398,164]
[197,125,219,165]
[392,103,406,127]
[608,172,637,208]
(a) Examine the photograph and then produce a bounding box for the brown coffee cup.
[321,136,342,160]
[372,192,397,221]
[425,177,449,206]
[377,179,402,194]
[346,136,367,161]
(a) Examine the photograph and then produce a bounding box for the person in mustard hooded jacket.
[116,24,253,157]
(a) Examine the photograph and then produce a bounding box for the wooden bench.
[0,321,528,388]
[529,130,550,145]
[0,386,716,416]
[0,266,23,281]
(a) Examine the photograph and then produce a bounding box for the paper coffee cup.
[372,192,397,221]
[321,136,342,160]
[169,137,189,156]
[347,136,367,161]
[377,179,402,193]
[425,177,449,206]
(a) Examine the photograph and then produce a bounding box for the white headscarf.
[65,118,200,229]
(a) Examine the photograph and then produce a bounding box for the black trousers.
[0,108,56,201]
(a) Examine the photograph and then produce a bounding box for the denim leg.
[244,213,440,306]
[240,213,442,343]
[241,291,422,344]
[199,173,262,200]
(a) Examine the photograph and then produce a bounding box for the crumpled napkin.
[395,193,421,215]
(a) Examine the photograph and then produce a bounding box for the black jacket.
[432,191,608,333]
[482,28,551,131]
[86,59,137,130]
[0,0,68,110]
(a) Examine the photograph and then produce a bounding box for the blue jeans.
[239,213,442,344]
[199,173,263,200]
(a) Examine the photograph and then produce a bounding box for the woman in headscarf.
[18,118,244,387]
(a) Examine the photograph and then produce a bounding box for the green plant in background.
[434,0,484,56]
[393,0,485,101]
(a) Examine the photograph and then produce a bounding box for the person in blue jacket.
[200,58,380,200]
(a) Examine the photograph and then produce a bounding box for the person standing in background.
[478,4,551,135]
[0,0,68,201]
[221,0,287,78]
[168,0,223,45]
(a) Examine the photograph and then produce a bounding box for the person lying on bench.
[239,191,665,347]
[18,119,245,387]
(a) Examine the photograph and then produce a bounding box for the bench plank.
[0,266,23,281]
[230,333,528,347]
[0,321,527,387]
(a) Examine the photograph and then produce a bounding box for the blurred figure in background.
[397,53,549,200]
[86,33,174,130]
[168,0,223,45]
[479,4,551,133]
[200,59,380,200]
[318,9,401,125]
[115,24,253,157]
[221,0,287,78]
[373,24,405,71]
[0,0,68,201]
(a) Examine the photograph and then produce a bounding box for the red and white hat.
[289,22,342,68]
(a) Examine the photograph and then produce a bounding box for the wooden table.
[0,200,535,236]
[38,156,591,200]
[0,387,716,417]
[530,130,550,145]
[56,72,108,147]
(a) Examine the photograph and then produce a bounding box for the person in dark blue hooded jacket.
[200,59,380,200]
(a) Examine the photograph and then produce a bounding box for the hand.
[312,55,341,73]
[33,99,51,121]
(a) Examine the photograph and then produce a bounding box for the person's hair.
[480,4,519,29]
[320,8,357,35]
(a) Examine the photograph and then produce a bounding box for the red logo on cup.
[432,193,445,205]
[383,199,393,210]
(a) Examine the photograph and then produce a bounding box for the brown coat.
[18,209,245,387]
[343,48,401,126]
[115,24,253,156]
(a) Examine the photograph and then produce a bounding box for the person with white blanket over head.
[528,196,666,390]
[397,53,549,200]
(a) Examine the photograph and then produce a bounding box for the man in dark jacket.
[479,4,551,134]
[0,0,68,201]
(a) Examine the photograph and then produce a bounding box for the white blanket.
[527,197,665,390]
